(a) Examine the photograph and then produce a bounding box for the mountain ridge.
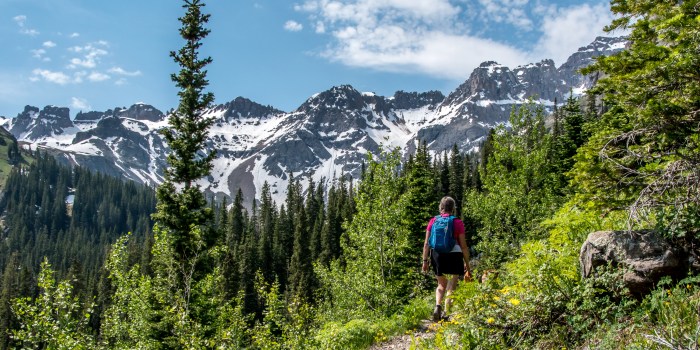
[0,36,628,205]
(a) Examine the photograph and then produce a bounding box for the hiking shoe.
[432,305,442,322]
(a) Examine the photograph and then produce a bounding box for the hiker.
[421,196,472,321]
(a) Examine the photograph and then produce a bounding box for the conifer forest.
[0,0,699,348]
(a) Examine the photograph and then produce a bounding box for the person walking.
[421,196,472,321]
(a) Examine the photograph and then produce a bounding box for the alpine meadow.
[0,0,699,349]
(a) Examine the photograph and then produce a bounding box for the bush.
[315,319,377,350]
[314,297,431,349]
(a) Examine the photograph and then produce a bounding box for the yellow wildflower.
[486,317,495,324]
[509,298,521,306]
[493,296,501,301]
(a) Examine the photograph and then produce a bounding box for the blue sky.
[0,0,619,118]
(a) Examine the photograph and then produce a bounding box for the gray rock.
[579,230,690,295]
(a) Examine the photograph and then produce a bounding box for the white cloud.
[87,72,110,82]
[70,32,80,38]
[477,0,533,29]
[284,20,303,32]
[71,97,91,110]
[13,14,40,36]
[21,29,40,36]
[43,41,57,48]
[31,49,46,59]
[296,0,620,81]
[533,3,616,65]
[115,78,127,86]
[297,0,529,79]
[31,69,71,85]
[13,15,27,26]
[67,43,109,69]
[108,67,142,76]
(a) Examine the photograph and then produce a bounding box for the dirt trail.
[368,320,435,350]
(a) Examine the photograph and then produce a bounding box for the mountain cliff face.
[0,36,627,205]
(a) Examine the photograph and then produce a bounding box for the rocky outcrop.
[390,90,444,110]
[558,36,628,89]
[115,103,165,122]
[579,230,695,296]
[10,105,74,141]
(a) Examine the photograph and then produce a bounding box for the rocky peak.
[9,105,74,141]
[300,85,366,112]
[75,111,106,123]
[513,59,560,101]
[443,61,520,106]
[390,90,445,110]
[294,84,393,128]
[115,103,164,122]
[218,97,283,122]
[558,36,628,88]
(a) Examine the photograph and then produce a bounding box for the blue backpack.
[429,215,456,253]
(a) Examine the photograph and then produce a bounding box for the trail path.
[368,319,435,350]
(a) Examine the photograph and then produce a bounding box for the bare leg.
[433,276,449,321]
[445,275,460,314]
[435,276,448,306]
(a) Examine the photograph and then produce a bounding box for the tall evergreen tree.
[440,151,450,196]
[152,0,217,265]
[404,141,436,252]
[257,181,275,281]
[288,205,315,302]
[449,144,464,216]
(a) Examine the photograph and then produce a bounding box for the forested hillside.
[1,0,698,349]
[0,153,156,349]
[0,127,27,193]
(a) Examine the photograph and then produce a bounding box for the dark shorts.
[430,249,465,276]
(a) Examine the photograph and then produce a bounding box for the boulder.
[579,230,690,296]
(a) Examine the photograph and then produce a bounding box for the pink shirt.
[426,214,465,239]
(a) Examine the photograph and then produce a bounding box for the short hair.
[439,196,455,214]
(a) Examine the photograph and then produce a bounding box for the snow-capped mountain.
[0,36,627,205]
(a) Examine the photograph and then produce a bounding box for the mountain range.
[0,36,627,205]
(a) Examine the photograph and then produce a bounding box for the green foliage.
[11,259,96,349]
[315,298,430,350]
[316,319,376,350]
[580,277,700,349]
[465,103,562,269]
[318,148,417,320]
[102,228,249,349]
[153,0,216,264]
[0,153,155,346]
[575,0,700,237]
[252,272,316,349]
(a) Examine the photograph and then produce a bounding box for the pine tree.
[575,0,700,236]
[449,144,464,216]
[288,205,315,303]
[152,0,217,265]
[257,181,275,281]
[404,141,436,252]
[440,151,450,196]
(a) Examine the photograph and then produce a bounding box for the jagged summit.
[3,36,628,205]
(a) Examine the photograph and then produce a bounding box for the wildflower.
[508,298,520,306]
[486,317,495,324]
[493,296,501,301]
